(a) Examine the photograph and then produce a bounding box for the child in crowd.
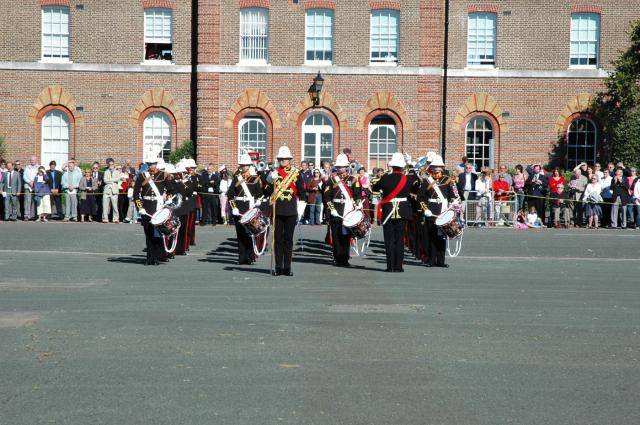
[513,209,529,229]
[526,206,542,228]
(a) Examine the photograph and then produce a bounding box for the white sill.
[466,64,496,69]
[39,58,72,64]
[568,65,598,70]
[305,60,333,67]
[369,61,398,67]
[142,60,174,65]
[236,61,271,67]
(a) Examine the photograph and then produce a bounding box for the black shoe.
[394,268,404,272]
[159,258,169,263]
[436,264,450,268]
[283,270,294,277]
[176,252,187,256]
[271,270,281,276]
[384,268,393,272]
[424,263,433,267]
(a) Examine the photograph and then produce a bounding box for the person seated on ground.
[526,206,542,228]
[550,184,571,228]
[513,209,529,229]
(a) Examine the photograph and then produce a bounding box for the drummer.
[323,153,362,268]
[419,155,459,268]
[228,153,264,265]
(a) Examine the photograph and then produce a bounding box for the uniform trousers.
[201,194,219,225]
[235,221,256,264]
[425,218,447,266]
[382,219,406,271]
[329,220,351,265]
[142,217,164,263]
[176,215,189,255]
[274,215,297,272]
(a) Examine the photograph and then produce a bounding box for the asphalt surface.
[0,222,639,425]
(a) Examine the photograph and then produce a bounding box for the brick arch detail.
[39,0,70,7]
[142,0,175,9]
[555,93,594,134]
[239,0,270,9]
[28,85,83,127]
[453,93,509,134]
[289,90,347,130]
[356,90,412,131]
[137,107,179,161]
[129,87,186,128]
[305,1,336,10]
[224,89,281,129]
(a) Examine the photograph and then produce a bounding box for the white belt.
[143,196,158,201]
[234,196,253,201]
[332,199,347,204]
[428,198,442,203]
[391,197,407,202]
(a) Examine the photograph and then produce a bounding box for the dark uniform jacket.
[133,170,168,216]
[227,172,264,215]
[265,167,307,217]
[419,175,457,216]
[371,171,419,221]
[168,176,197,217]
[323,174,362,220]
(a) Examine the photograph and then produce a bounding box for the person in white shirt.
[474,169,493,226]
[583,175,603,228]
[22,156,40,221]
[218,165,232,225]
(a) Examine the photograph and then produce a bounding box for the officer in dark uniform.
[264,146,306,276]
[228,154,264,265]
[323,153,362,267]
[133,158,168,266]
[419,155,459,268]
[171,163,195,256]
[371,153,419,272]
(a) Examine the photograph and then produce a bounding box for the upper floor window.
[240,8,269,65]
[144,8,173,62]
[570,13,599,67]
[41,6,70,62]
[305,9,334,64]
[467,12,496,66]
[370,10,399,65]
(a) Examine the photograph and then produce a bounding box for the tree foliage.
[169,140,195,164]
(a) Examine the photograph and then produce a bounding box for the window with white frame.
[305,9,333,63]
[368,115,397,170]
[567,117,597,168]
[370,10,399,64]
[143,112,172,162]
[239,116,268,162]
[41,6,70,61]
[465,117,494,169]
[302,114,333,165]
[144,8,173,62]
[41,110,70,167]
[240,8,269,64]
[467,12,496,66]
[570,13,599,67]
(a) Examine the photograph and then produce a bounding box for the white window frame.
[238,116,268,162]
[239,8,269,65]
[41,110,70,167]
[368,120,398,171]
[301,114,334,166]
[143,8,173,64]
[41,6,70,63]
[466,12,496,68]
[465,117,495,170]
[370,9,400,66]
[305,9,334,66]
[566,117,598,168]
[143,112,172,162]
[570,13,600,69]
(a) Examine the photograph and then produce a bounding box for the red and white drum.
[239,207,269,235]
[435,207,463,239]
[343,210,371,239]
[150,208,180,236]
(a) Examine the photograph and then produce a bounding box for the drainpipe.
[190,0,199,159]
[440,0,450,162]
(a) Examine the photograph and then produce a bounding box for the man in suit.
[456,163,478,201]
[610,167,630,228]
[46,160,63,219]
[525,164,549,226]
[0,160,6,220]
[2,162,22,221]
[102,158,121,223]
[90,161,104,221]
[199,163,220,226]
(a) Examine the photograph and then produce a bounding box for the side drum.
[150,208,180,236]
[239,207,270,235]
[343,210,371,239]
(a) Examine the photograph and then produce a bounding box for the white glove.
[424,209,433,218]
[255,199,262,207]
[207,187,213,193]
[355,201,363,210]
[330,209,339,217]
[1,192,6,198]
[270,171,279,180]
[138,208,147,216]
[232,208,240,216]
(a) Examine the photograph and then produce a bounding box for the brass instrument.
[349,160,362,173]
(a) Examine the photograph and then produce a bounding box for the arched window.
[302,113,333,165]
[368,115,397,170]
[143,112,172,162]
[465,116,494,170]
[238,115,268,161]
[567,117,597,168]
[41,110,70,167]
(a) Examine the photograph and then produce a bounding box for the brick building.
[1,1,639,171]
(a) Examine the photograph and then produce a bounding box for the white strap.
[238,175,255,209]
[145,172,164,211]
[427,176,448,211]
[335,177,354,216]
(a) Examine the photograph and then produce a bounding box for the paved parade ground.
[1,222,639,425]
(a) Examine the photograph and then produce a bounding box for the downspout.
[440,0,450,161]
[190,0,199,159]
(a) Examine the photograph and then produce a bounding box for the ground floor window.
[143,111,172,162]
[567,117,597,168]
[368,115,397,170]
[465,116,494,170]
[41,109,70,167]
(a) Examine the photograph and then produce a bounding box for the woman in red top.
[548,167,565,194]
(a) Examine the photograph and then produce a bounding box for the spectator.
[62,160,82,222]
[548,167,565,194]
[457,156,469,174]
[342,147,352,161]
[606,162,615,176]
[512,164,526,213]
[46,161,63,219]
[493,172,510,225]
[306,169,323,225]
[632,170,640,229]
[321,161,332,179]
[550,184,572,228]
[116,165,129,222]
[90,161,104,221]
[594,162,604,179]
[525,164,548,226]
[475,169,493,226]
[583,175,603,229]
[569,168,587,227]
[610,168,629,228]
[526,206,542,228]
[300,162,312,183]
[33,166,51,222]
[102,158,120,223]
[0,160,6,219]
[457,162,478,201]
[199,163,220,226]
[218,165,231,225]
[22,156,40,221]
[123,166,137,223]
[494,165,513,186]
[79,169,98,222]
[626,167,637,228]
[2,161,21,221]
[600,169,613,227]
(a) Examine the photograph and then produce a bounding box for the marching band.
[135,145,464,273]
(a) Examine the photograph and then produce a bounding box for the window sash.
[144,8,172,44]
[239,118,268,161]
[370,10,399,63]
[566,118,597,168]
[368,123,397,170]
[305,9,333,62]
[42,110,70,167]
[302,114,334,164]
[240,8,269,63]
[144,112,172,161]
[465,118,494,169]
[467,13,496,66]
[41,7,70,59]
[570,13,599,66]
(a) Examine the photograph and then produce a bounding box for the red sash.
[377,174,407,220]
[278,168,298,199]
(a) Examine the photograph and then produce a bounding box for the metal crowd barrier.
[462,192,517,226]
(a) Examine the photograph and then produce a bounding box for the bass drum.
[343,210,371,239]
[150,208,180,236]
[239,207,270,235]
[434,207,463,239]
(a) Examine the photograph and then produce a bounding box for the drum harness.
[426,175,464,258]
[238,174,269,256]
[145,172,181,254]
[334,177,372,257]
